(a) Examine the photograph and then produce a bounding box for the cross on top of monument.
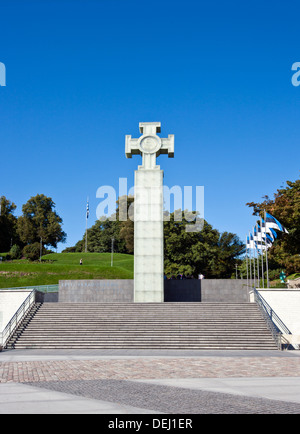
[125,122,174,170]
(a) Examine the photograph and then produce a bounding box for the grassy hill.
[0,252,134,289]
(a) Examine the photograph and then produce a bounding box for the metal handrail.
[0,290,36,349]
[253,288,291,350]
[254,288,291,333]
[0,284,58,293]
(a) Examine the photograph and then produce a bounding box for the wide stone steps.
[11,302,279,350]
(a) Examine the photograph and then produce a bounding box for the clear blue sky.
[1,0,299,251]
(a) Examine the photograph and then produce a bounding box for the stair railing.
[0,284,58,293]
[0,290,37,350]
[253,288,291,350]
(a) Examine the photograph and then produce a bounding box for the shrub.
[9,244,22,260]
[22,243,42,261]
[284,255,300,275]
[267,268,282,281]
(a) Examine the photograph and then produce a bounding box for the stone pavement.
[1,349,300,415]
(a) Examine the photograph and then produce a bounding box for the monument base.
[58,279,249,303]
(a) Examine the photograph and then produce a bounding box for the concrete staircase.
[10,302,278,350]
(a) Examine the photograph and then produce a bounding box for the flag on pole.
[261,219,277,241]
[253,226,272,250]
[265,233,275,245]
[86,199,89,219]
[253,225,265,242]
[257,222,274,247]
[255,239,271,251]
[256,224,266,240]
[265,212,289,233]
[247,233,256,249]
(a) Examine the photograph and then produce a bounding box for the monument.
[125,122,174,302]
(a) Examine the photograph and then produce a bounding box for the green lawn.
[0,252,134,289]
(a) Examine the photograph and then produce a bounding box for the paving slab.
[133,377,300,404]
[1,348,300,361]
[23,378,300,414]
[0,382,160,414]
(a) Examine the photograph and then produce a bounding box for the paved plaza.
[1,349,300,415]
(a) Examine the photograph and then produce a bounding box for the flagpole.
[264,213,289,288]
[256,245,259,288]
[264,210,270,288]
[250,233,255,288]
[256,224,260,287]
[249,233,253,288]
[260,217,265,289]
[246,235,249,289]
[252,239,255,288]
[85,214,88,253]
[85,197,89,253]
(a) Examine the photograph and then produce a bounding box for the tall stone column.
[125,122,174,302]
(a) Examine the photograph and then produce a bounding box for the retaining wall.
[256,289,300,335]
[58,279,248,303]
[59,280,134,303]
[201,279,250,302]
[0,290,32,332]
[164,279,201,302]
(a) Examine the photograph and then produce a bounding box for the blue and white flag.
[265,232,274,245]
[255,229,271,250]
[257,224,266,239]
[247,233,256,249]
[266,212,289,234]
[86,199,89,219]
[255,240,268,251]
[253,225,265,242]
[265,212,289,234]
[253,225,272,249]
[265,213,281,231]
[261,219,277,241]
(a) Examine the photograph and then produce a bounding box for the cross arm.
[160,135,174,158]
[125,135,140,159]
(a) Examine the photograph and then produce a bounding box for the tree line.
[0,194,66,260]
[65,173,300,279]
[64,195,245,278]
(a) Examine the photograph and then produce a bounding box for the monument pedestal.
[134,169,164,302]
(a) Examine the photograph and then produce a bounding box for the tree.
[164,211,245,278]
[68,195,134,254]
[17,194,66,251]
[0,196,19,252]
[209,232,245,278]
[119,195,134,253]
[84,218,127,253]
[9,244,22,260]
